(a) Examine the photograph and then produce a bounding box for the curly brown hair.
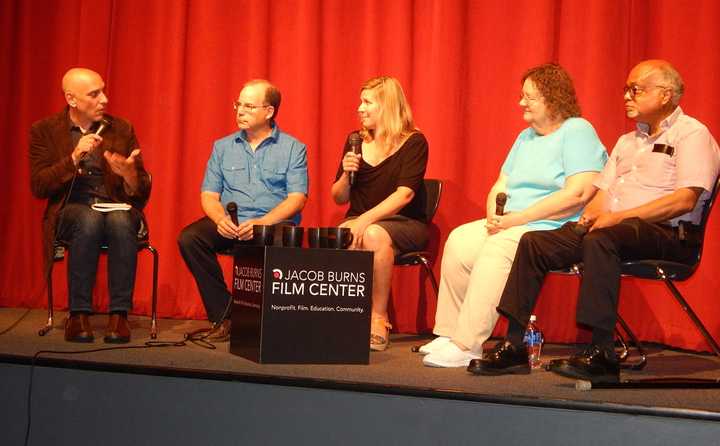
[522,64,581,120]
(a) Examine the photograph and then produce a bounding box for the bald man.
[177,79,308,341]
[472,60,720,383]
[29,68,151,343]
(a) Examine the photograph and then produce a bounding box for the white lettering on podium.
[271,282,305,295]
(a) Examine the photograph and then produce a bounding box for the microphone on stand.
[348,132,362,186]
[495,192,507,216]
[79,118,111,170]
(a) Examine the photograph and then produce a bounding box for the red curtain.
[2,0,719,351]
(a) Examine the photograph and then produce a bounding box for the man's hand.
[71,134,103,165]
[216,215,242,239]
[104,149,141,180]
[589,212,623,231]
[236,218,265,241]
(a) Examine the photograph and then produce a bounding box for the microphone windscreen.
[349,132,362,151]
[226,202,238,225]
[348,132,363,186]
[495,192,507,215]
[96,118,111,135]
[572,223,589,236]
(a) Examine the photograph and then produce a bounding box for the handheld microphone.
[348,132,362,186]
[572,222,589,236]
[495,192,507,215]
[79,118,111,169]
[226,202,239,226]
[95,118,110,136]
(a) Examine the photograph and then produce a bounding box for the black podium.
[230,246,373,364]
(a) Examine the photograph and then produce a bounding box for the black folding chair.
[618,175,720,359]
[393,179,443,299]
[39,223,159,339]
[554,175,720,373]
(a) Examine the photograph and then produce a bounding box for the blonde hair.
[359,76,416,151]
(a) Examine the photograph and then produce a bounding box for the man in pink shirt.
[470,60,720,383]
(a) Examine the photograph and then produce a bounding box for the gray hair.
[655,64,684,105]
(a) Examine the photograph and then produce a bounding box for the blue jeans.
[57,203,142,313]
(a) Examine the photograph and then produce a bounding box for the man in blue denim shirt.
[178,80,308,340]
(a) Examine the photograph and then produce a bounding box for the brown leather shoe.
[104,313,131,344]
[65,314,94,343]
[207,320,231,342]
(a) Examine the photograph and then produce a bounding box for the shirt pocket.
[261,164,288,190]
[637,152,676,188]
[222,165,250,186]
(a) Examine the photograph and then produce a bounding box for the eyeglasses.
[623,84,669,99]
[519,93,542,103]
[233,101,270,113]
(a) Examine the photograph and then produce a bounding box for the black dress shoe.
[104,313,131,344]
[467,340,530,375]
[548,345,619,383]
[65,314,94,343]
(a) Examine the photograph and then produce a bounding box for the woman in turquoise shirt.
[421,64,608,368]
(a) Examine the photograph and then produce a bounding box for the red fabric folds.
[2,0,719,351]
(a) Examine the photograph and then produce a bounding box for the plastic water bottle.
[524,315,544,369]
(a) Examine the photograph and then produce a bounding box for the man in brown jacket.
[29,68,151,343]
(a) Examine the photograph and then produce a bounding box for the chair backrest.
[689,174,720,265]
[420,179,443,224]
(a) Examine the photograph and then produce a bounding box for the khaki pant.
[432,219,531,354]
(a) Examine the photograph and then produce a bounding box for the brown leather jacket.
[29,108,151,264]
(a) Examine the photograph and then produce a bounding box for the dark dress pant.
[177,217,287,323]
[497,218,699,333]
[177,217,238,324]
[57,203,142,313]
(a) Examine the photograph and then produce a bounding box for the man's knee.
[582,229,616,253]
[178,219,220,255]
[105,211,140,240]
[177,224,197,252]
[69,208,104,239]
[516,231,542,253]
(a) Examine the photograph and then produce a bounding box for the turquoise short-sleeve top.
[501,117,608,230]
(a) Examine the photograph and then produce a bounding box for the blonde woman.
[331,76,429,351]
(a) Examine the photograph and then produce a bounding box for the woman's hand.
[342,151,362,175]
[339,217,370,249]
[485,212,524,234]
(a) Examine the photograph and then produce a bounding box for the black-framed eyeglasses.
[623,84,669,99]
[233,101,270,113]
[519,93,542,103]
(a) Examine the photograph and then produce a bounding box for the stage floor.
[1,308,719,419]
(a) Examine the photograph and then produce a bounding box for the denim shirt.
[201,124,308,224]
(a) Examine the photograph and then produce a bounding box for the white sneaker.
[423,342,481,368]
[418,336,451,355]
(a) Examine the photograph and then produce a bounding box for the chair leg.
[417,256,439,297]
[658,267,720,357]
[615,329,629,362]
[615,313,647,370]
[38,262,55,337]
[146,245,159,340]
[569,264,647,369]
